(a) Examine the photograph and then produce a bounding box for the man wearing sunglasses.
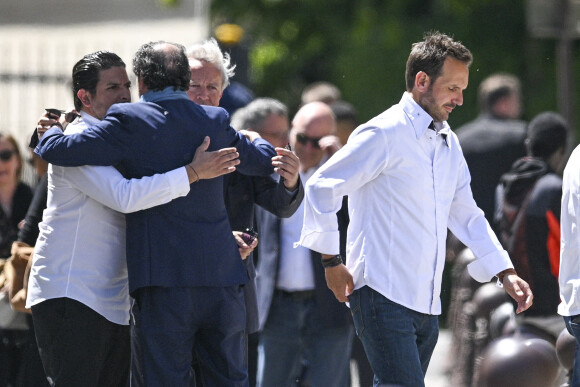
[254,101,353,387]
[291,109,342,174]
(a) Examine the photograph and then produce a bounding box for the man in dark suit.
[254,102,353,387]
[35,41,277,386]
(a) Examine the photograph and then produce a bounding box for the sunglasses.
[295,132,321,149]
[0,150,14,162]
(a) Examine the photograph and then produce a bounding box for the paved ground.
[425,328,452,387]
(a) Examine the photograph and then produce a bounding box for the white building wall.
[0,0,209,185]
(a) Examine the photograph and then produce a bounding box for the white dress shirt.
[298,92,512,315]
[559,144,580,317]
[277,167,318,292]
[27,112,191,325]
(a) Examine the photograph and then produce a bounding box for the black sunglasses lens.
[296,133,321,148]
[0,151,13,161]
[296,133,308,145]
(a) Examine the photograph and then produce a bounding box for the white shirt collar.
[399,92,451,147]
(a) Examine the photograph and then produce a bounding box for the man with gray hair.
[186,40,304,385]
[231,98,290,147]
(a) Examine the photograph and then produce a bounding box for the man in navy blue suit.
[35,41,277,386]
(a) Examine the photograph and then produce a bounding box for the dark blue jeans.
[349,286,439,387]
[564,315,580,387]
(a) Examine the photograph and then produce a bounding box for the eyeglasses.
[0,150,15,162]
[295,132,321,149]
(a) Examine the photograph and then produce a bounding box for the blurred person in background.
[495,111,568,343]
[4,140,54,387]
[330,100,358,146]
[0,133,33,387]
[0,134,32,259]
[301,81,341,106]
[187,40,303,386]
[254,102,353,387]
[230,96,301,385]
[455,73,527,231]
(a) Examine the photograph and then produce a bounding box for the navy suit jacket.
[35,98,276,294]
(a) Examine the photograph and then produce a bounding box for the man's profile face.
[187,59,223,107]
[418,57,468,122]
[85,66,131,120]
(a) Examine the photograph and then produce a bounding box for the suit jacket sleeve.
[253,175,304,219]
[34,109,134,167]
[233,136,276,177]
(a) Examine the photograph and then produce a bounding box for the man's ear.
[138,77,148,95]
[415,71,430,92]
[77,89,91,108]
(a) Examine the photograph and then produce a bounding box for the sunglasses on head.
[0,150,14,162]
[295,132,321,149]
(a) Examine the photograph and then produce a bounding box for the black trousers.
[31,298,130,387]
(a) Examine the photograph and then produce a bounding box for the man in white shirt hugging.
[27,51,238,387]
[297,31,533,387]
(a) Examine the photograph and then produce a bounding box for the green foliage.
[212,0,579,141]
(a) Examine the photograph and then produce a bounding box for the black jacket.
[495,157,561,316]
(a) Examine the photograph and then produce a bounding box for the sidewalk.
[425,328,451,387]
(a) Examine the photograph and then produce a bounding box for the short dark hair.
[526,111,568,158]
[132,41,190,92]
[72,51,126,111]
[405,31,473,91]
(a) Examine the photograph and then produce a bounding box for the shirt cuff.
[171,167,192,196]
[295,229,340,255]
[466,249,513,283]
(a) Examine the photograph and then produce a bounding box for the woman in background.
[0,133,33,387]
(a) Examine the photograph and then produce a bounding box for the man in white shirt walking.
[298,31,533,387]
